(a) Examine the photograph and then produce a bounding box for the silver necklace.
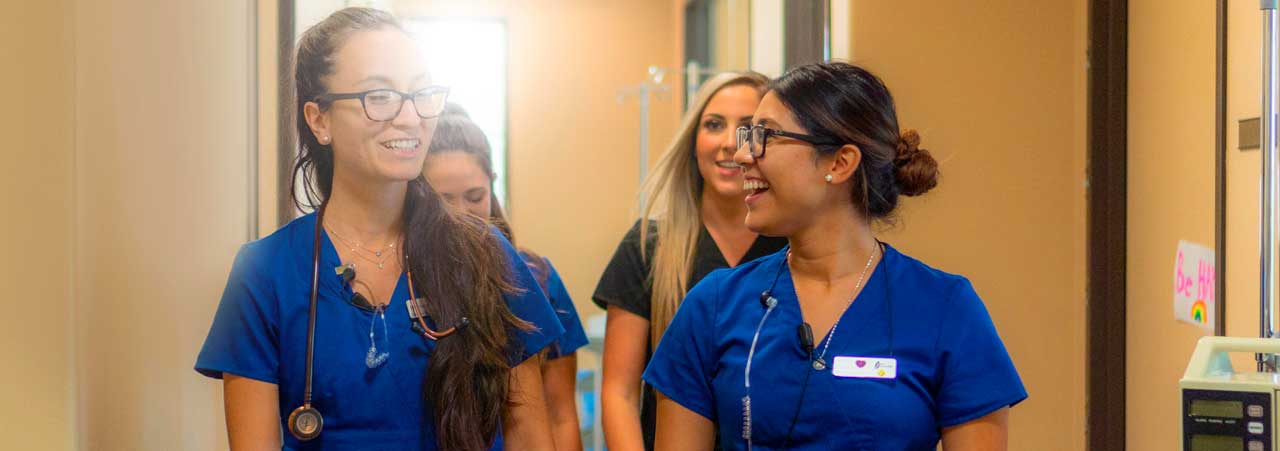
[811,245,879,371]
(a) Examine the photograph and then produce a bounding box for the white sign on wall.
[1173,240,1216,332]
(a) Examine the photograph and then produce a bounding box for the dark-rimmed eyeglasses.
[315,86,450,122]
[736,124,841,159]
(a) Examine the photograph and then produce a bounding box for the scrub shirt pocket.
[828,365,943,451]
[819,372,881,450]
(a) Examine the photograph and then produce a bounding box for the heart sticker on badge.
[856,360,866,368]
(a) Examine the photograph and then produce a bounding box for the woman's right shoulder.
[230,213,315,275]
[619,218,660,246]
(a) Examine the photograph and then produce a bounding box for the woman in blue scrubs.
[423,105,591,451]
[643,62,1027,450]
[194,8,562,450]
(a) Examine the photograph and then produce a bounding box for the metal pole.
[639,84,650,197]
[618,68,669,212]
[1260,0,1279,372]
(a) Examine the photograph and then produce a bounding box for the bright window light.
[404,18,509,207]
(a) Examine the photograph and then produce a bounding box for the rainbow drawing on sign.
[1190,300,1208,325]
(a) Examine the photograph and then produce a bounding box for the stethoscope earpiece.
[759,291,775,308]
[336,264,356,284]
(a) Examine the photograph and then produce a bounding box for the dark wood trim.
[1216,0,1228,336]
[276,0,296,226]
[1087,0,1127,449]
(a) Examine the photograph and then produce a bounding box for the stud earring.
[320,135,330,144]
[824,174,833,183]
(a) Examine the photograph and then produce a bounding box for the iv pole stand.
[617,66,671,210]
[1260,0,1279,372]
[683,61,729,111]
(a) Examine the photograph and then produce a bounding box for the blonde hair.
[641,71,769,347]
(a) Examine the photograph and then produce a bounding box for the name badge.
[406,298,428,319]
[831,356,897,379]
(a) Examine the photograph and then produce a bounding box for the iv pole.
[617,63,734,209]
[1261,0,1279,371]
[617,66,671,210]
[683,61,728,111]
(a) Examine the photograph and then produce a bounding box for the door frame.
[1086,0,1128,449]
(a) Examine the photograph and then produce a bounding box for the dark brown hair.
[425,104,551,289]
[770,62,939,219]
[289,8,525,450]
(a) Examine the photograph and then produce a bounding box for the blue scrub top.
[194,212,564,450]
[537,258,589,359]
[642,244,1026,450]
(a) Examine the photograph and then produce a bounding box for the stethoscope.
[741,242,894,450]
[286,203,469,441]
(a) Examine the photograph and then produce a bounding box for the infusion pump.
[1181,337,1280,451]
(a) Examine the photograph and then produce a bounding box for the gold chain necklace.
[325,225,401,270]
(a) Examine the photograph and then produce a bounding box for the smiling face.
[695,83,764,201]
[734,91,837,237]
[304,27,438,186]
[423,151,493,219]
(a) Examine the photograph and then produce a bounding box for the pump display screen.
[1189,399,1244,419]
[1190,434,1243,451]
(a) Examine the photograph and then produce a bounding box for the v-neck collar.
[772,243,896,353]
[309,213,409,315]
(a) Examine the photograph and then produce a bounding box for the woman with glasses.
[593,71,787,451]
[423,105,590,451]
[194,8,562,450]
[642,62,1026,450]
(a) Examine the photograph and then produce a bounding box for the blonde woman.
[593,72,787,451]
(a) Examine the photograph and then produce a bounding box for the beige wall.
[72,0,253,449]
[2,1,255,449]
[851,1,1087,449]
[0,1,77,449]
[390,0,682,322]
[1125,1,1220,449]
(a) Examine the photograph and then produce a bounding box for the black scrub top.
[592,219,788,450]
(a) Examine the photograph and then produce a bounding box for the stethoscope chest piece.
[288,404,324,441]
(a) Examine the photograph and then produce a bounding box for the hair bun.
[893,129,939,196]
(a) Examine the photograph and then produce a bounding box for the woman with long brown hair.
[194,8,562,450]
[423,105,590,451]
[593,72,787,451]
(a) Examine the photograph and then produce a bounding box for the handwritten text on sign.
[1173,240,1216,332]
